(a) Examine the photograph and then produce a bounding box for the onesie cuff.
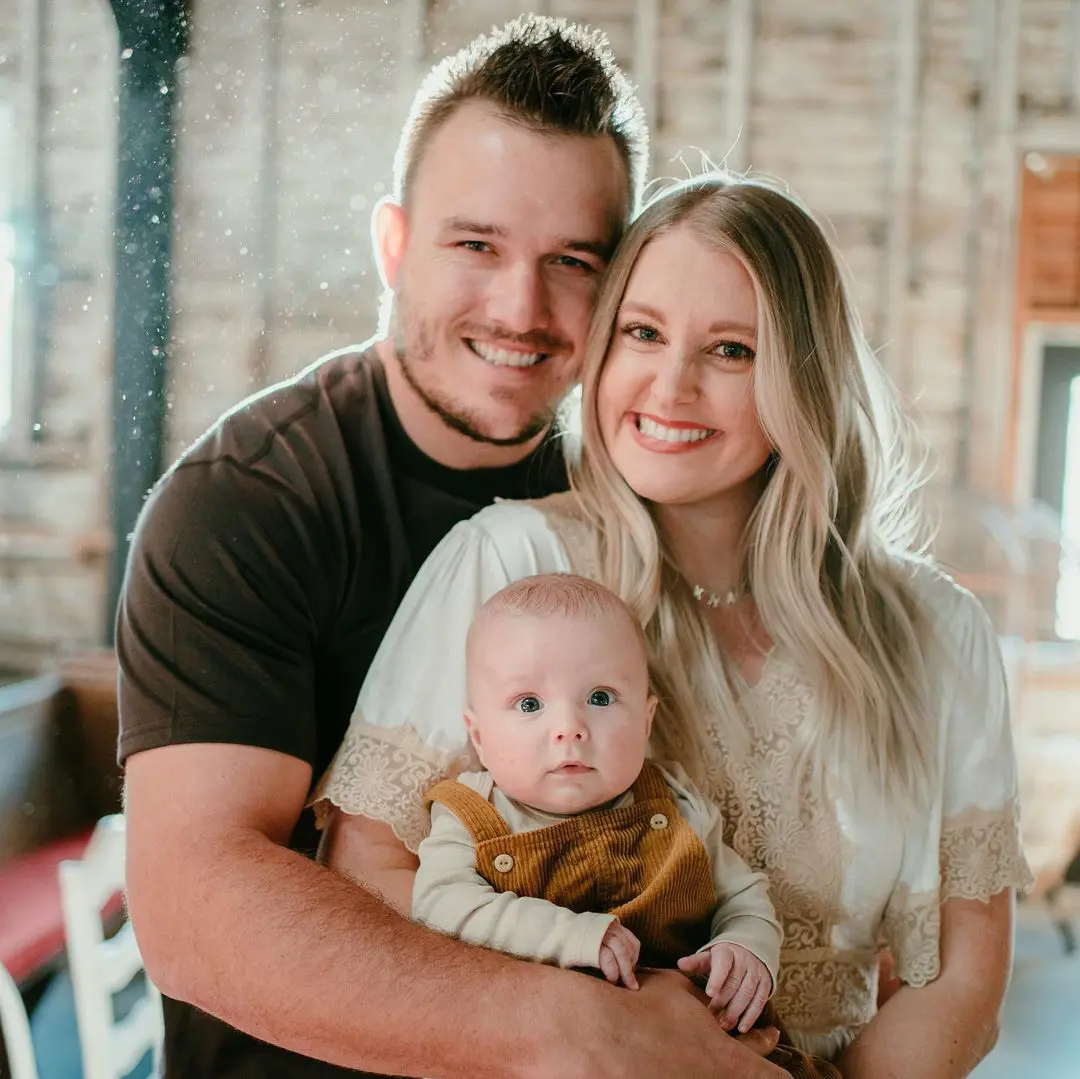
[697,929,781,994]
[572,913,618,970]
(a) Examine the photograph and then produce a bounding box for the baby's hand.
[677,942,771,1032]
[597,921,641,989]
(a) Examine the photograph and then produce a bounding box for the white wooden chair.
[0,959,40,1079]
[58,815,163,1079]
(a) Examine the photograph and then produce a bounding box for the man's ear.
[463,709,486,766]
[644,694,658,739]
[372,196,408,290]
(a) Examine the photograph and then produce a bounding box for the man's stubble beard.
[393,288,560,449]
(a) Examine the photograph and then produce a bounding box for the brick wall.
[0,0,115,669]
[1,0,1079,666]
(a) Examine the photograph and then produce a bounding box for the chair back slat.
[99,922,145,995]
[0,960,41,1079]
[59,815,163,1079]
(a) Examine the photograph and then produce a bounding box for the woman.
[312,172,1033,1073]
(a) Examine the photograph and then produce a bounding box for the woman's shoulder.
[466,492,599,578]
[466,490,580,539]
[898,556,1000,673]
[901,557,991,625]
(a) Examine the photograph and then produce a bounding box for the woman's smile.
[631,412,720,452]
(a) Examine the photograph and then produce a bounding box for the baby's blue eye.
[516,696,543,714]
[587,689,614,707]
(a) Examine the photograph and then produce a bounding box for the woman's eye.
[516,696,543,714]
[713,340,755,362]
[587,689,614,707]
[623,322,662,343]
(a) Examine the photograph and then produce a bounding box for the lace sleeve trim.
[940,799,1036,903]
[309,718,474,854]
[881,884,941,988]
[883,800,1035,988]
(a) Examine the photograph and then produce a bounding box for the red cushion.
[0,831,125,985]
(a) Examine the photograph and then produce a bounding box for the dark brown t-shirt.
[116,345,568,1077]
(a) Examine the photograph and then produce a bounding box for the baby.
[413,573,792,1039]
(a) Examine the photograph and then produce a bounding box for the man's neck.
[376,339,547,472]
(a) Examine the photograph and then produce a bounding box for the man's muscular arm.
[126,741,785,1078]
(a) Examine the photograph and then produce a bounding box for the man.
[119,15,785,1077]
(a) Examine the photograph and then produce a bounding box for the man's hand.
[597,921,641,989]
[678,942,772,1032]
[531,968,785,1078]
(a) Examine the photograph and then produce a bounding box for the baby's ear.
[644,694,658,737]
[463,710,485,764]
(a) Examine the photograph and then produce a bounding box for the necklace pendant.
[688,579,745,609]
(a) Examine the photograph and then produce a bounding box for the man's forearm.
[132,829,567,1078]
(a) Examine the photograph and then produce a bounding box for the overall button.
[649,813,669,830]
[493,853,515,873]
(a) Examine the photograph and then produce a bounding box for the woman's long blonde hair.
[570,171,936,814]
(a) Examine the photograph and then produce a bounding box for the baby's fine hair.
[471,573,647,651]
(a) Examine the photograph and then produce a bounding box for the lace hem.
[941,799,1036,902]
[773,952,878,1035]
[309,718,473,853]
[881,883,940,988]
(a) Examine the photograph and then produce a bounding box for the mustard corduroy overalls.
[423,762,840,1079]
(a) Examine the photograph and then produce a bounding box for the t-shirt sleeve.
[117,458,326,767]
[309,502,571,853]
[882,578,1035,987]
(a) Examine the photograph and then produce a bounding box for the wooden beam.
[1020,115,1080,153]
[881,0,923,397]
[724,0,755,172]
[398,0,428,99]
[633,0,660,143]
[251,0,283,391]
[1070,0,1080,111]
[955,0,994,488]
[4,0,43,456]
[969,0,1022,497]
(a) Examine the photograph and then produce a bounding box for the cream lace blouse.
[311,493,1034,1060]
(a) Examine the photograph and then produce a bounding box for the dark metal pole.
[105,0,189,640]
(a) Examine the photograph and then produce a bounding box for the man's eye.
[460,240,491,253]
[587,689,614,707]
[556,255,594,272]
[516,696,543,714]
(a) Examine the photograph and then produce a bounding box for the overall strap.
[423,779,513,845]
[629,760,672,803]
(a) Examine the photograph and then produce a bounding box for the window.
[0,101,14,436]
[1056,374,1080,638]
[1032,341,1080,640]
